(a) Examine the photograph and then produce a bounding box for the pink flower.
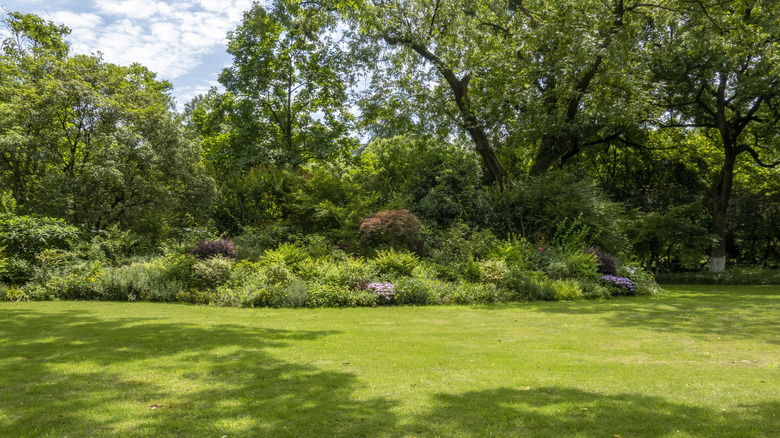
[538,247,543,252]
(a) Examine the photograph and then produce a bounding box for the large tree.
[334,0,656,183]
[189,1,356,176]
[650,0,780,272]
[0,12,216,236]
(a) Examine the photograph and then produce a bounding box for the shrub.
[479,259,509,286]
[544,261,570,280]
[586,247,619,275]
[262,243,310,271]
[393,277,441,305]
[1,257,35,284]
[83,226,142,266]
[367,282,397,304]
[303,258,376,287]
[436,282,500,305]
[599,274,637,296]
[539,249,598,281]
[191,239,236,260]
[373,248,419,277]
[505,267,556,301]
[550,279,584,301]
[92,255,192,301]
[619,266,661,295]
[306,283,378,308]
[358,209,422,252]
[232,224,296,261]
[653,267,780,285]
[564,251,599,280]
[0,213,81,260]
[39,261,104,300]
[423,223,500,266]
[488,236,532,265]
[192,256,233,289]
[580,281,612,299]
[499,171,629,253]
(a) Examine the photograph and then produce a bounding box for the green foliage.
[479,259,509,286]
[72,254,196,302]
[487,236,532,266]
[232,224,297,261]
[500,172,628,253]
[1,13,216,239]
[305,283,378,308]
[550,279,584,301]
[356,136,493,228]
[192,256,233,290]
[392,277,442,305]
[424,223,500,266]
[0,213,80,260]
[654,267,780,286]
[617,266,661,296]
[372,248,419,278]
[436,282,500,305]
[190,2,355,177]
[262,243,310,271]
[629,203,712,272]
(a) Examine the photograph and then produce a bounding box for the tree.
[333,0,656,184]
[0,12,216,237]
[190,1,356,176]
[650,0,780,272]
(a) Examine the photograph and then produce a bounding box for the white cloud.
[45,0,255,79]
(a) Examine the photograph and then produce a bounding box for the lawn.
[1,285,778,437]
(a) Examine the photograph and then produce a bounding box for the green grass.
[1,285,778,437]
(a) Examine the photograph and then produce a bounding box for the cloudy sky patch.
[3,0,255,109]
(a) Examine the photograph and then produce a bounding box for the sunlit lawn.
[1,285,778,437]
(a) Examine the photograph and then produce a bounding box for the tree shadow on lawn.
[530,286,780,345]
[404,386,780,437]
[0,308,397,437]
[3,307,778,437]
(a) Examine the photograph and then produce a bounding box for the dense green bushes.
[2,216,662,306]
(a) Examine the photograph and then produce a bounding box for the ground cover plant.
[0,285,777,437]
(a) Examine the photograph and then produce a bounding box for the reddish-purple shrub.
[358,209,422,252]
[191,239,237,260]
[587,246,619,275]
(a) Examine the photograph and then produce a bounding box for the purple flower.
[368,282,396,301]
[600,275,636,293]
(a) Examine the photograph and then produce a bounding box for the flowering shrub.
[368,282,396,303]
[599,275,637,295]
[619,266,661,295]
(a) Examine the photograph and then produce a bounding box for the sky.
[2,0,257,111]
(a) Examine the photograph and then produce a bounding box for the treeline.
[1,0,779,285]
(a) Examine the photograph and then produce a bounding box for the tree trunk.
[709,149,735,273]
[530,135,575,175]
[384,36,506,187]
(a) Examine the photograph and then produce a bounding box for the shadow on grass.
[404,386,779,437]
[533,286,780,344]
[3,304,778,437]
[0,308,396,437]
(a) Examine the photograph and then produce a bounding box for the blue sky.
[2,0,257,110]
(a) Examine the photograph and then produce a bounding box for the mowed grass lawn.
[1,285,778,437]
